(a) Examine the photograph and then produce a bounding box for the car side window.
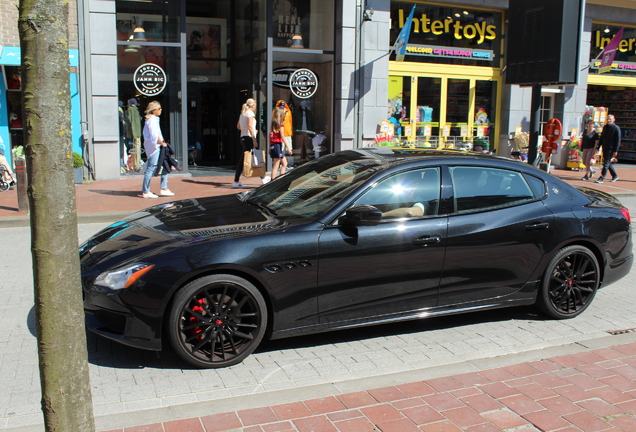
[524,174,546,198]
[353,168,441,220]
[450,167,535,213]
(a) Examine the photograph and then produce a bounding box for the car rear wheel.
[537,245,600,319]
[168,274,267,368]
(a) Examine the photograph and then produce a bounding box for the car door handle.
[412,236,441,246]
[525,222,550,230]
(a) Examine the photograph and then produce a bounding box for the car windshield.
[244,151,385,221]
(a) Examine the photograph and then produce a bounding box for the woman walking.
[141,101,173,198]
[269,107,292,180]
[581,120,599,181]
[234,98,258,188]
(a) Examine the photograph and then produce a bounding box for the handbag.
[243,149,266,177]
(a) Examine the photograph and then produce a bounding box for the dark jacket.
[154,143,179,176]
[600,123,621,154]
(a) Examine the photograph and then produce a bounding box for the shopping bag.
[243,150,266,177]
[252,148,265,167]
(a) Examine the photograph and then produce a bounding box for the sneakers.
[159,189,175,196]
[261,176,271,184]
[232,181,248,188]
[581,175,589,181]
[142,192,159,199]
[610,177,619,183]
[594,177,604,184]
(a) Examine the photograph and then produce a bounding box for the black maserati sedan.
[80,148,633,368]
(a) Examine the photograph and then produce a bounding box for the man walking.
[595,114,621,183]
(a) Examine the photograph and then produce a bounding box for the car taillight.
[620,207,631,224]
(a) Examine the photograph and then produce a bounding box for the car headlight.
[94,263,155,291]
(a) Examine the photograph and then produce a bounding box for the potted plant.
[72,152,84,184]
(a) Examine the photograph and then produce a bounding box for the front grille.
[94,309,127,335]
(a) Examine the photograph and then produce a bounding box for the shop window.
[115,1,180,44]
[272,0,334,51]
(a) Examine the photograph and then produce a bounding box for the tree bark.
[18,1,95,430]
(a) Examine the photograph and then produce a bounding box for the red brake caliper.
[190,298,206,340]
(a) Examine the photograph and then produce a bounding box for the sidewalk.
[98,335,636,432]
[1,164,636,226]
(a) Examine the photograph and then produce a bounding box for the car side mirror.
[339,205,382,226]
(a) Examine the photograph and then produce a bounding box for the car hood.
[80,194,282,272]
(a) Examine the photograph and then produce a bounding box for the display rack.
[2,66,24,159]
[587,89,636,160]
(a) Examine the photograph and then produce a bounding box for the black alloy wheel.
[537,245,600,319]
[168,275,267,368]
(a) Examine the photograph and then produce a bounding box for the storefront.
[82,0,335,179]
[0,47,82,168]
[386,2,503,152]
[586,23,636,161]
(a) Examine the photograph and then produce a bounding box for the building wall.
[0,0,78,48]
[336,0,391,151]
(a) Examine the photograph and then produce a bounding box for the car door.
[316,167,447,326]
[438,166,554,306]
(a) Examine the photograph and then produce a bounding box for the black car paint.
[81,150,633,352]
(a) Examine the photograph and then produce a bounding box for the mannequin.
[126,98,143,170]
[293,99,314,161]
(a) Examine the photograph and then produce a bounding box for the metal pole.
[528,83,542,166]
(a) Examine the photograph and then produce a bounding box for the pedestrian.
[581,120,599,181]
[233,98,258,188]
[0,144,15,188]
[269,107,292,180]
[141,101,174,198]
[595,114,621,184]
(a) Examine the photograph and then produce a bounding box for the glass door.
[446,79,470,148]
[416,77,441,147]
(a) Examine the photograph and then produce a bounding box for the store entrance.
[186,83,236,167]
[389,72,499,152]
[587,85,636,161]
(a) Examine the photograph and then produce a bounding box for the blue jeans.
[142,150,168,193]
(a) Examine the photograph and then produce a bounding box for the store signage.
[289,68,318,99]
[397,9,497,45]
[272,67,300,88]
[133,63,166,96]
[591,60,636,71]
[406,44,494,61]
[593,28,636,53]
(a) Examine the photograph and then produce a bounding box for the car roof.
[357,147,532,170]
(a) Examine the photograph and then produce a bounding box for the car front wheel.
[168,274,267,368]
[537,245,600,319]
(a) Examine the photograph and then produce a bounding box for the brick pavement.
[100,340,636,432]
[1,164,635,221]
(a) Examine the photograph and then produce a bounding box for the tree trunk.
[18,1,95,430]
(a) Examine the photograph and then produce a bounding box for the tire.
[167,274,267,368]
[537,245,600,319]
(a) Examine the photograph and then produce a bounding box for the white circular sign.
[289,68,318,99]
[134,63,167,96]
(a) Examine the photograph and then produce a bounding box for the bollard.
[15,157,29,212]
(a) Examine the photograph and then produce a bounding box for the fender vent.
[607,328,636,335]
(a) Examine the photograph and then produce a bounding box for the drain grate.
[607,328,636,335]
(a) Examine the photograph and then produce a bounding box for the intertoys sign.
[390,4,502,65]
[134,63,167,96]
